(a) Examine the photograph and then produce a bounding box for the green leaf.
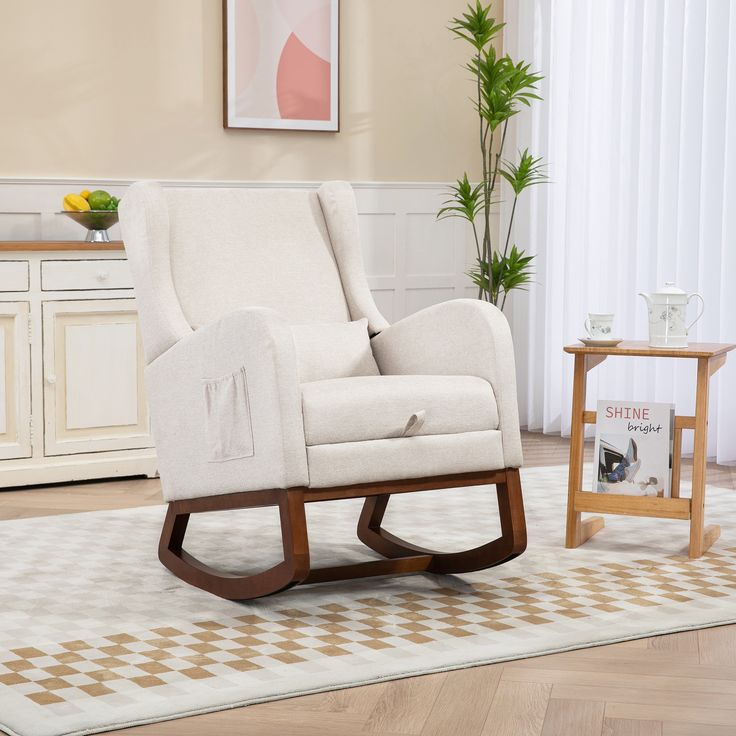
[437,173,484,223]
[495,245,536,295]
[499,148,549,195]
[449,0,504,51]
[469,247,537,309]
[467,257,491,294]
[472,49,543,131]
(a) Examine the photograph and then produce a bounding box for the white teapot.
[638,282,704,348]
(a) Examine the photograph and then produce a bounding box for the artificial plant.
[439,1,547,310]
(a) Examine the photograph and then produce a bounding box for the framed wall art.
[223,0,339,131]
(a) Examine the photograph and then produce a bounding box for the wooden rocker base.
[158,468,527,601]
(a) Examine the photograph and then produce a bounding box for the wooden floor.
[2,432,736,736]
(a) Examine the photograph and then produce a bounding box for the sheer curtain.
[503,0,736,464]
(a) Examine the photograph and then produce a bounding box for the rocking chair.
[119,181,526,600]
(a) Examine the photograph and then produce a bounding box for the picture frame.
[223,0,339,131]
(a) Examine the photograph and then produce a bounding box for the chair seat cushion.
[301,375,499,446]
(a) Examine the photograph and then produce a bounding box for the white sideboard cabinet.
[0,241,157,487]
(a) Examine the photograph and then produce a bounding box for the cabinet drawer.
[42,259,133,291]
[0,261,29,292]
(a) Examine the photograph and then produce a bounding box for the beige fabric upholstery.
[291,319,379,384]
[120,181,392,363]
[317,182,389,335]
[166,187,351,331]
[120,181,523,501]
[371,299,523,468]
[145,307,308,501]
[301,375,498,446]
[117,183,192,361]
[307,431,505,487]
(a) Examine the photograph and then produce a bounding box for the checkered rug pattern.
[2,465,736,736]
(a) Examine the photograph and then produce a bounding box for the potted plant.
[439,1,547,310]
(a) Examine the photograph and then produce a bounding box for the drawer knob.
[46,374,57,385]
[96,270,109,281]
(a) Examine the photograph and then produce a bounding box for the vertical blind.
[503,0,736,463]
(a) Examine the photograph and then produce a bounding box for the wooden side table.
[563,340,736,558]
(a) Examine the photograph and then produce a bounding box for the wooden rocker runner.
[121,181,528,600]
[159,470,526,600]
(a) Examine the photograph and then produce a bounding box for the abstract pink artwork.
[224,0,339,131]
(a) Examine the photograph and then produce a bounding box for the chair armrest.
[370,299,522,467]
[146,307,308,501]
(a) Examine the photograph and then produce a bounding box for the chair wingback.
[120,181,388,363]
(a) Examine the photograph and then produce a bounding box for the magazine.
[592,400,674,497]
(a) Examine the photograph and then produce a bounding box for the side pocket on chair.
[203,367,255,462]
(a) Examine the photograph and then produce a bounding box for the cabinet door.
[0,302,31,460]
[43,299,153,456]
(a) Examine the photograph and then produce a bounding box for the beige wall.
[0,0,502,182]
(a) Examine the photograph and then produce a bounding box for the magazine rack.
[563,341,736,558]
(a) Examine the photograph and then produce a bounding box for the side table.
[563,340,736,558]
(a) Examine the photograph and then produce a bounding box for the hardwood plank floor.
[2,431,735,736]
[482,680,552,736]
[541,698,605,736]
[421,665,501,736]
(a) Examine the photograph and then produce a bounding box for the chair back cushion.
[120,181,389,362]
[166,187,350,329]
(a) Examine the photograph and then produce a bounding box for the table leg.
[566,354,605,547]
[670,426,682,499]
[689,356,722,557]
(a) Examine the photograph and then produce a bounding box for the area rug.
[2,465,736,736]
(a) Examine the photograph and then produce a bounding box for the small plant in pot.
[439,0,548,310]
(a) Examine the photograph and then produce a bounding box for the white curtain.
[503,0,736,463]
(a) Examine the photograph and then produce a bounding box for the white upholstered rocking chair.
[119,181,526,600]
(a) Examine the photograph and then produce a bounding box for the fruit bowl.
[58,210,119,243]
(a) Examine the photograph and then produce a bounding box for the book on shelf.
[591,400,675,497]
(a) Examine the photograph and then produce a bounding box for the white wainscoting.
[0,179,477,323]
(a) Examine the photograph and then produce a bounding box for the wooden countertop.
[0,241,125,252]
[564,340,736,359]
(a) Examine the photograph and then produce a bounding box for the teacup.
[584,313,614,339]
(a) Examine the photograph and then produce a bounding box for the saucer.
[578,337,623,347]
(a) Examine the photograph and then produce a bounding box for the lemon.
[80,189,91,199]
